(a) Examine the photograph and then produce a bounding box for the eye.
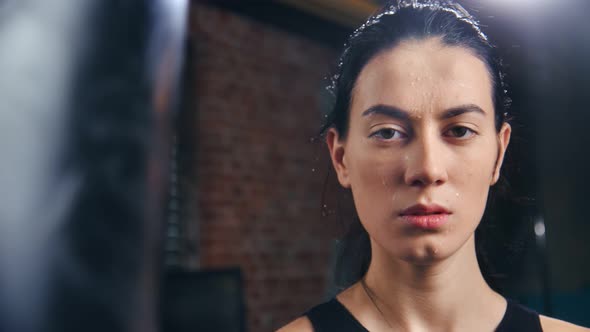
[444,126,476,139]
[370,128,407,140]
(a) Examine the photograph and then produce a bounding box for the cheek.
[457,141,497,184]
[356,160,397,190]
[453,155,492,188]
[450,145,497,219]
[348,147,403,214]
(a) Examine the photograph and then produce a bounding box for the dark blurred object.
[161,268,246,332]
[0,1,187,332]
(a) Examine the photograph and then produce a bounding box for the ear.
[491,122,511,185]
[326,128,351,188]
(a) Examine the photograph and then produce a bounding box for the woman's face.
[327,37,511,264]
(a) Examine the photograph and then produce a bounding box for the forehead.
[352,37,494,116]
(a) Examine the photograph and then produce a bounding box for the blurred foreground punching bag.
[0,1,187,331]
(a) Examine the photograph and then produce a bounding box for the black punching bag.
[0,1,188,331]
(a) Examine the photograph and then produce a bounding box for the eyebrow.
[361,104,410,120]
[439,104,486,119]
[361,104,486,120]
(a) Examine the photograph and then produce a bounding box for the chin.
[397,241,453,265]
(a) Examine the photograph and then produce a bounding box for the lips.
[400,204,451,216]
[399,204,451,230]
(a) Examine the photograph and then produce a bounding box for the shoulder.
[540,315,590,332]
[276,316,314,332]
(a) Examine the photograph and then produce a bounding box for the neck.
[361,234,505,331]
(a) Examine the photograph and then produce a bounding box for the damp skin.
[327,37,511,264]
[328,0,491,96]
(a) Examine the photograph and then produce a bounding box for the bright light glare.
[485,0,557,13]
[534,219,546,237]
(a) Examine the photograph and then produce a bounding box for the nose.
[403,134,448,187]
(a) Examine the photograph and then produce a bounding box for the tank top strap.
[305,298,542,332]
[305,298,369,332]
[495,299,543,332]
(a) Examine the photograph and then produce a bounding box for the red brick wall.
[187,3,340,331]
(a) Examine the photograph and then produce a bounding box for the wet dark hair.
[321,0,511,289]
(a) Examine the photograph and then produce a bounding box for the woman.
[279,1,588,331]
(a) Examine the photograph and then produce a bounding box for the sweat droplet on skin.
[331,1,490,95]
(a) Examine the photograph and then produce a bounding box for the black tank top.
[305,298,543,332]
